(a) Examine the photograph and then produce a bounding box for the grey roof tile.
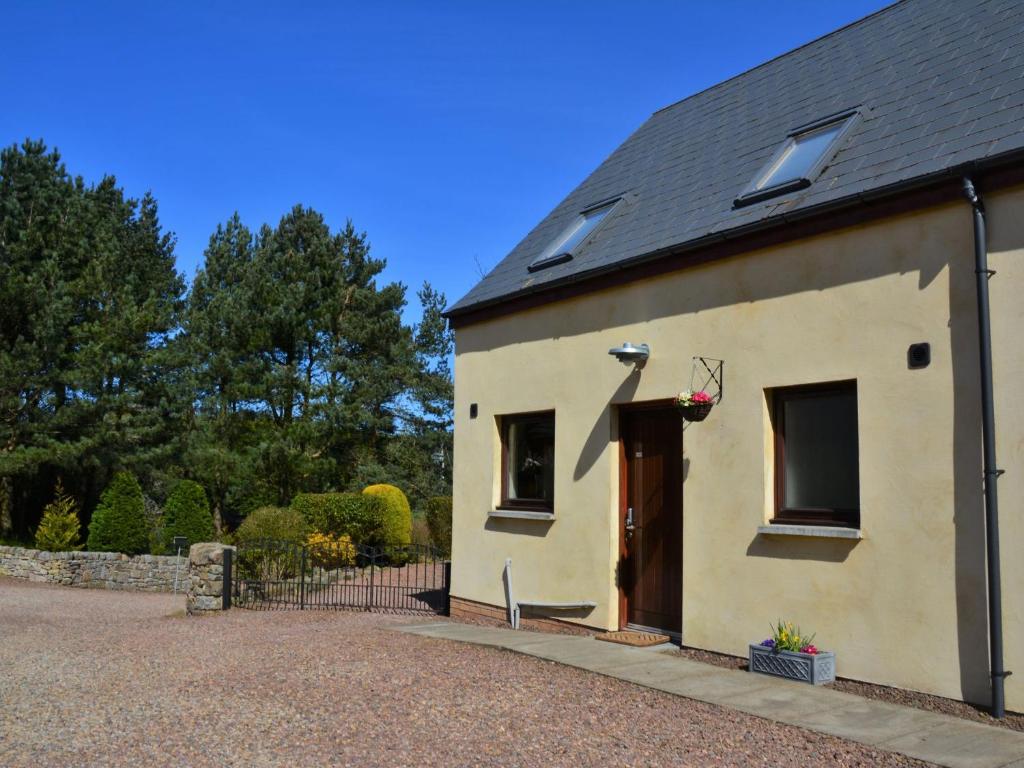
[448,0,1024,315]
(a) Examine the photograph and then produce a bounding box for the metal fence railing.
[230,539,450,615]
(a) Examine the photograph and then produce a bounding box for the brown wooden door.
[620,407,683,635]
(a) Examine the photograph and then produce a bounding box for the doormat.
[595,630,671,648]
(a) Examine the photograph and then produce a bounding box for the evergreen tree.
[2,142,453,533]
[86,471,149,554]
[160,479,214,548]
[184,207,419,516]
[34,481,83,551]
[0,140,184,537]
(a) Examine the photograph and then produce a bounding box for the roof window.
[735,109,860,207]
[529,198,620,272]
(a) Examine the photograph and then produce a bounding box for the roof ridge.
[651,0,908,117]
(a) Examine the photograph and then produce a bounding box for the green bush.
[161,480,214,550]
[291,492,381,541]
[232,506,308,546]
[362,484,412,546]
[411,517,431,548]
[34,482,83,552]
[424,495,452,556]
[86,472,149,555]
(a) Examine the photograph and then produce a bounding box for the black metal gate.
[231,539,450,615]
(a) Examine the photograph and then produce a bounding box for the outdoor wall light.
[608,342,650,366]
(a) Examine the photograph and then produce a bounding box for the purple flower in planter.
[760,638,775,648]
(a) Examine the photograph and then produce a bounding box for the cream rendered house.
[444,0,1024,714]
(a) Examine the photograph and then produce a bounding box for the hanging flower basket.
[675,390,714,422]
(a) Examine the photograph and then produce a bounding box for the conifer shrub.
[34,482,83,552]
[86,472,149,555]
[362,484,412,547]
[161,480,214,550]
[424,495,452,557]
[291,492,381,542]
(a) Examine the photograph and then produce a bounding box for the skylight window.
[529,199,620,272]
[735,109,860,207]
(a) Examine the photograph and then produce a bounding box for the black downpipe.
[962,177,1008,718]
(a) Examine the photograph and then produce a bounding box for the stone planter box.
[748,644,836,685]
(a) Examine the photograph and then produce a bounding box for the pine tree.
[184,207,419,516]
[0,140,184,537]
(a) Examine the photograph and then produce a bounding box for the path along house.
[444,0,1024,713]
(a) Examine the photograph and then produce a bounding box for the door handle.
[625,507,636,535]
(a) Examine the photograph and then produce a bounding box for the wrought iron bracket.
[689,357,725,404]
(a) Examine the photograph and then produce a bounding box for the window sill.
[488,509,555,521]
[757,524,862,540]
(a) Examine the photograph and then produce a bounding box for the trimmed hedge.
[233,506,308,546]
[291,492,382,542]
[424,495,452,556]
[161,480,214,549]
[86,472,149,555]
[362,484,412,546]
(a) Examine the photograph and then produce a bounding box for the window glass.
[774,383,859,526]
[552,205,612,256]
[530,201,617,270]
[756,121,845,191]
[503,414,554,508]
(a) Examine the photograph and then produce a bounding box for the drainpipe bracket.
[992,670,1013,679]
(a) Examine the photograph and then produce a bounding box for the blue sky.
[2,1,889,320]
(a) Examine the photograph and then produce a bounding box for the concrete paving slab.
[654,667,780,701]
[879,720,1024,768]
[714,678,852,721]
[579,653,719,684]
[495,634,595,656]
[394,621,453,633]
[772,696,954,745]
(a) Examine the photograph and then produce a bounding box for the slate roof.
[447,0,1024,317]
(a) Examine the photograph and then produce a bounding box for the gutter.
[445,147,1024,323]
[962,177,1009,719]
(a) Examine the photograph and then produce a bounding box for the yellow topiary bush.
[306,532,356,569]
[361,484,412,547]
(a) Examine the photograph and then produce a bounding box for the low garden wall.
[0,545,190,592]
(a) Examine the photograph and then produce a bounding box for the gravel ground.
[676,646,1024,731]
[0,579,932,768]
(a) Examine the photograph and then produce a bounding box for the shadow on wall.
[484,517,553,538]
[745,536,858,564]
[573,369,641,481]
[455,211,952,355]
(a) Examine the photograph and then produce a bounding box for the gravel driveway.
[0,579,930,767]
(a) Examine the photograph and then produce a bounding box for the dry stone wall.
[0,545,190,592]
